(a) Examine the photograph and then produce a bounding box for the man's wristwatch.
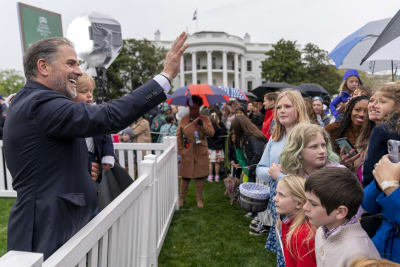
[380,180,399,191]
[160,72,172,85]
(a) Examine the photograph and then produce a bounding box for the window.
[185,80,188,86]
[197,80,201,84]
[213,79,217,85]
[212,57,216,69]
[232,81,235,88]
[247,60,252,71]
[247,81,253,90]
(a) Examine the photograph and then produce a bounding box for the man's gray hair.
[23,37,74,80]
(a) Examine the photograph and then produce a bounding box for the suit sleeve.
[33,79,166,138]
[102,134,115,157]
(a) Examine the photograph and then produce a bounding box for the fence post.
[163,137,179,211]
[0,251,43,267]
[138,154,158,267]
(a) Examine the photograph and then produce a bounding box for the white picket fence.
[0,136,179,267]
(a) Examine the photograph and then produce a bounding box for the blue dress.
[256,136,286,267]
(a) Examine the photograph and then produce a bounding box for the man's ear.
[36,59,51,77]
[335,205,349,221]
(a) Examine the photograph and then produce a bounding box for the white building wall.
[154,31,272,92]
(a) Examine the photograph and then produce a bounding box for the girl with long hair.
[278,123,340,178]
[330,69,362,120]
[325,96,369,171]
[363,82,400,187]
[256,90,309,267]
[230,115,266,183]
[273,175,316,267]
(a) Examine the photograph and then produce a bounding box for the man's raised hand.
[162,32,189,79]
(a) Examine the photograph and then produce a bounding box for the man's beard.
[49,75,77,99]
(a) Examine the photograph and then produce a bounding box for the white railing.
[0,136,179,267]
[0,138,173,197]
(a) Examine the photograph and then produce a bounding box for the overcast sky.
[2,0,400,73]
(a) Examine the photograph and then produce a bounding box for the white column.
[222,50,228,87]
[191,52,197,84]
[241,55,246,90]
[180,55,184,87]
[234,53,239,89]
[207,50,212,85]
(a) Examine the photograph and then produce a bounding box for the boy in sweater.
[303,167,380,267]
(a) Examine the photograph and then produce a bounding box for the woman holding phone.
[325,96,369,171]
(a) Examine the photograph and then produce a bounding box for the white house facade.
[153,31,273,92]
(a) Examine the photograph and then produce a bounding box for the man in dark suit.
[3,33,188,259]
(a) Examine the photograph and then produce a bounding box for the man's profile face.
[47,45,82,99]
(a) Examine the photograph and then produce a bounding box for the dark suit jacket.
[3,79,165,259]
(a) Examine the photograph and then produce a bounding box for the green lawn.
[0,182,276,266]
[159,180,276,267]
[0,198,15,256]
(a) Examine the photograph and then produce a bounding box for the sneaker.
[249,226,269,236]
[207,175,214,182]
[215,175,220,182]
[249,222,259,230]
[251,217,260,225]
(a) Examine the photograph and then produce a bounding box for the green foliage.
[105,39,166,99]
[261,40,342,95]
[0,69,25,96]
[301,43,341,95]
[159,181,276,266]
[261,39,304,84]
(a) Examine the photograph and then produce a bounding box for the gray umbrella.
[298,83,329,97]
[362,9,400,80]
[251,82,303,98]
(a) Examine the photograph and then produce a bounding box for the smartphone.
[335,137,357,157]
[388,139,400,163]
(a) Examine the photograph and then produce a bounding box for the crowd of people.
[116,69,399,266]
[113,69,400,266]
[2,32,400,266]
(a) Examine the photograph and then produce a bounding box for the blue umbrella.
[328,18,400,73]
[219,87,249,101]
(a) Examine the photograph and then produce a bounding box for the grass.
[159,180,276,267]
[0,198,15,256]
[0,183,277,266]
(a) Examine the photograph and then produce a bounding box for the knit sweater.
[315,221,380,267]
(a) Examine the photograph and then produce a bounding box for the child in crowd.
[256,90,309,266]
[262,92,277,140]
[74,73,114,178]
[330,69,362,121]
[119,127,134,143]
[273,175,316,267]
[363,82,400,186]
[157,114,177,143]
[303,167,380,267]
[207,112,227,182]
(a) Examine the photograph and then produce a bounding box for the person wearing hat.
[329,69,362,121]
[150,102,172,142]
[119,127,134,143]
